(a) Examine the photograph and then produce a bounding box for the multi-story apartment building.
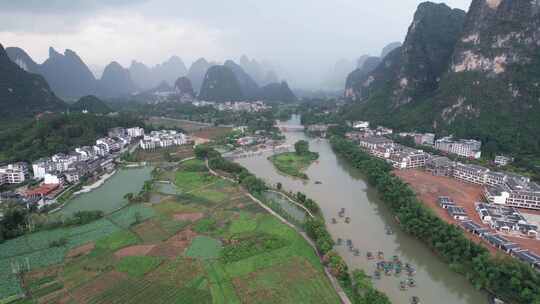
[139,130,188,150]
[127,127,145,138]
[389,148,428,169]
[484,175,540,210]
[435,137,482,159]
[358,136,394,151]
[0,162,29,184]
[453,163,490,185]
[426,156,454,176]
[412,133,435,146]
[96,138,121,153]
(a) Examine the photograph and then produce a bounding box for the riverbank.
[269,151,319,179]
[330,136,540,304]
[73,170,117,196]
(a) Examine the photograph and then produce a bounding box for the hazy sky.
[0,0,471,88]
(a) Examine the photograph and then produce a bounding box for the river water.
[236,117,487,304]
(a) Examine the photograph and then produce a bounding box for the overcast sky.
[0,0,471,88]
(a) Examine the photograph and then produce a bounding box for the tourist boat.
[331,218,337,224]
[408,278,416,287]
[366,252,374,260]
[345,217,351,224]
[411,296,420,304]
[400,281,408,291]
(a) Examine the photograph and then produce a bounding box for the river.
[236,116,487,304]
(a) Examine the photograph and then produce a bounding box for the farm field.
[2,158,340,304]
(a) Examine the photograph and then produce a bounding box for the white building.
[435,137,482,159]
[44,173,62,185]
[139,130,188,150]
[494,155,513,167]
[0,162,29,184]
[353,121,370,129]
[127,127,145,138]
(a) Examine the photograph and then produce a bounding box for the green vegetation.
[269,140,319,179]
[185,236,222,260]
[116,256,162,277]
[0,112,143,163]
[95,230,139,251]
[270,152,318,179]
[331,136,540,304]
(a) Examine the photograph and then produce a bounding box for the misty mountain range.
[4,45,282,101]
[321,41,402,90]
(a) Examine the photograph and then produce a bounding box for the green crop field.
[1,158,340,304]
[116,256,162,277]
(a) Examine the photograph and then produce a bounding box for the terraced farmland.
[2,159,340,304]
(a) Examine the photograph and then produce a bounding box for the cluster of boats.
[332,208,351,224]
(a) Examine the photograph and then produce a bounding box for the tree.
[124,192,134,202]
[294,140,310,155]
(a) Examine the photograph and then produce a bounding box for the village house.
[494,155,513,167]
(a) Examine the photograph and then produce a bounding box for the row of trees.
[330,136,540,304]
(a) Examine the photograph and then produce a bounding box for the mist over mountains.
[4,45,286,100]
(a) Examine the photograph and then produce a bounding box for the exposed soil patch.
[114,245,157,258]
[133,220,170,243]
[66,242,95,259]
[71,271,127,304]
[394,169,540,255]
[147,229,198,258]
[173,212,204,222]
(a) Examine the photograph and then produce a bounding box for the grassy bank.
[269,152,319,179]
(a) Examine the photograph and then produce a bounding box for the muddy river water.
[236,116,487,304]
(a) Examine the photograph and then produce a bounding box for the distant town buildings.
[139,130,189,150]
[193,101,270,113]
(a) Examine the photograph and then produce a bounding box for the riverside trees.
[330,136,540,304]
